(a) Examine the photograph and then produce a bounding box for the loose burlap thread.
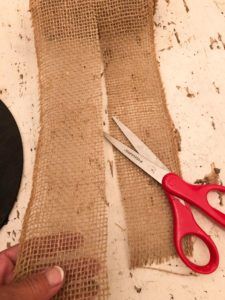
[15,0,191,299]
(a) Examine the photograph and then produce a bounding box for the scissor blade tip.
[103,132,111,139]
[112,116,119,122]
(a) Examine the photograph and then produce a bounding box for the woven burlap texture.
[15,1,108,299]
[15,0,191,299]
[98,0,191,267]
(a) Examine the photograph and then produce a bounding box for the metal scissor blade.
[104,132,169,184]
[112,116,169,171]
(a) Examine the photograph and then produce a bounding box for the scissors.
[104,117,225,274]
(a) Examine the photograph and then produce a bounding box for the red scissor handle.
[163,173,225,227]
[166,193,219,274]
[162,173,222,274]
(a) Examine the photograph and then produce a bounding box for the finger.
[0,245,19,285]
[0,245,19,265]
[32,258,100,299]
[0,266,64,300]
[0,255,14,285]
[34,258,100,280]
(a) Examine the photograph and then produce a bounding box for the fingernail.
[45,266,64,287]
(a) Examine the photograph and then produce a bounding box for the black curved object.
[0,100,23,229]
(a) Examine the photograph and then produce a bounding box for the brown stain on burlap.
[15,0,192,298]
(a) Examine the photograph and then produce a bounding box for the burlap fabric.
[15,0,191,299]
[15,1,108,299]
[97,0,191,267]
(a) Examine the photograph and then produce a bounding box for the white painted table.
[1,1,225,299]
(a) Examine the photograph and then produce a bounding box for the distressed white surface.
[1,0,225,299]
[0,1,39,249]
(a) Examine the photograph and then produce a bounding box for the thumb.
[3,266,64,300]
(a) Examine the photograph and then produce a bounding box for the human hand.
[0,244,64,300]
[20,233,101,299]
[0,233,101,300]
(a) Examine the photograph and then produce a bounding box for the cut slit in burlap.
[98,1,192,267]
[15,1,192,299]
